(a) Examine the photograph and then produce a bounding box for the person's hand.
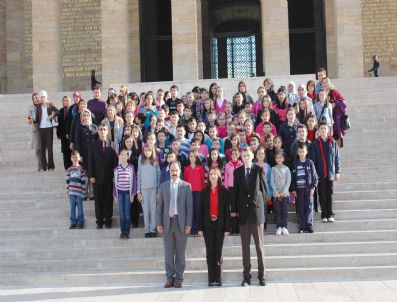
[310,188,315,196]
[130,195,135,203]
[27,116,33,124]
[66,134,69,140]
[137,192,142,202]
[90,177,96,184]
[335,173,340,181]
[197,231,203,236]
[292,191,297,198]
[230,212,237,218]
[224,232,230,237]
[157,226,164,234]
[184,226,191,234]
[114,197,118,205]
[331,103,336,109]
[70,143,74,150]
[274,191,280,198]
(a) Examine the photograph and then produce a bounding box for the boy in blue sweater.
[66,151,87,229]
[292,145,318,233]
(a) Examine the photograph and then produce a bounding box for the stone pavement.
[2,281,397,302]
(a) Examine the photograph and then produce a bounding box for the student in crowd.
[214,85,228,114]
[183,151,205,236]
[223,148,243,235]
[312,121,341,222]
[88,86,107,125]
[137,143,161,238]
[101,105,124,150]
[291,145,318,233]
[263,78,277,103]
[279,108,300,167]
[255,146,272,231]
[57,96,72,170]
[66,151,87,229]
[273,86,289,124]
[114,149,137,239]
[270,151,291,235]
[314,90,333,135]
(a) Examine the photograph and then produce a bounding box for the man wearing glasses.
[88,123,118,229]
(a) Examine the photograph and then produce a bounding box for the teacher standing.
[198,167,230,287]
[233,147,268,286]
[156,161,193,289]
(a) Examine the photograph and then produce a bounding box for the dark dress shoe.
[69,224,76,229]
[216,281,222,286]
[76,224,83,229]
[125,234,130,239]
[259,277,267,286]
[119,233,125,239]
[105,224,111,229]
[174,279,183,288]
[164,279,174,288]
[150,232,157,238]
[144,233,150,238]
[241,278,251,286]
[96,224,103,229]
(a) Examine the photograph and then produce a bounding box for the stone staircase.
[0,77,397,287]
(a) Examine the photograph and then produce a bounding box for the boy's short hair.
[318,121,328,128]
[297,124,308,131]
[188,117,197,123]
[170,85,179,91]
[263,121,271,127]
[297,143,308,151]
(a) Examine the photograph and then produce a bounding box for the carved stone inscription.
[61,0,102,90]
[24,0,33,82]
[362,0,397,76]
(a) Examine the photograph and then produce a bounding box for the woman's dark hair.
[208,82,218,100]
[186,151,202,166]
[275,86,288,109]
[194,130,205,145]
[207,148,224,169]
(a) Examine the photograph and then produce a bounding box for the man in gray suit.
[157,161,193,288]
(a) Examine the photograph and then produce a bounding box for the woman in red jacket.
[183,151,205,236]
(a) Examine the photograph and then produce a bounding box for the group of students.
[28,68,345,238]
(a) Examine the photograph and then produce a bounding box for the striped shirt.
[295,164,307,188]
[113,164,137,197]
[66,166,87,197]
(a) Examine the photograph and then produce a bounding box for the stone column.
[171,0,202,80]
[32,0,62,92]
[129,0,141,83]
[328,0,364,78]
[0,0,5,93]
[101,0,130,88]
[260,0,290,76]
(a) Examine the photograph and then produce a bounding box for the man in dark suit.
[233,147,268,286]
[88,122,118,229]
[156,161,193,289]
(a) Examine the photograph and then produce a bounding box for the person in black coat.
[88,122,118,229]
[233,147,268,287]
[57,96,73,169]
[198,167,230,286]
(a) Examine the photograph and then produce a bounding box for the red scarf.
[317,136,333,179]
[231,160,239,169]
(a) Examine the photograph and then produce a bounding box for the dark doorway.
[140,0,173,82]
[288,0,327,74]
[202,0,263,79]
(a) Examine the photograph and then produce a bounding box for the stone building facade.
[0,0,396,93]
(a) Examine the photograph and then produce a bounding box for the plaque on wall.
[362,0,397,76]
[61,0,102,91]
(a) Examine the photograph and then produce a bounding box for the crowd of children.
[31,68,345,238]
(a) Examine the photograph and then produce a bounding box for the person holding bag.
[198,167,230,287]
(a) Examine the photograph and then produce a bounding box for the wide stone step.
[2,265,397,286]
[2,240,396,261]
[0,219,396,239]
[1,208,396,229]
[2,252,397,275]
[1,229,396,250]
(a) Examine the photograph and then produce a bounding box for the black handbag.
[341,114,351,130]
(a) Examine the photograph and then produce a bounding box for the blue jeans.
[70,195,84,225]
[118,192,131,235]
